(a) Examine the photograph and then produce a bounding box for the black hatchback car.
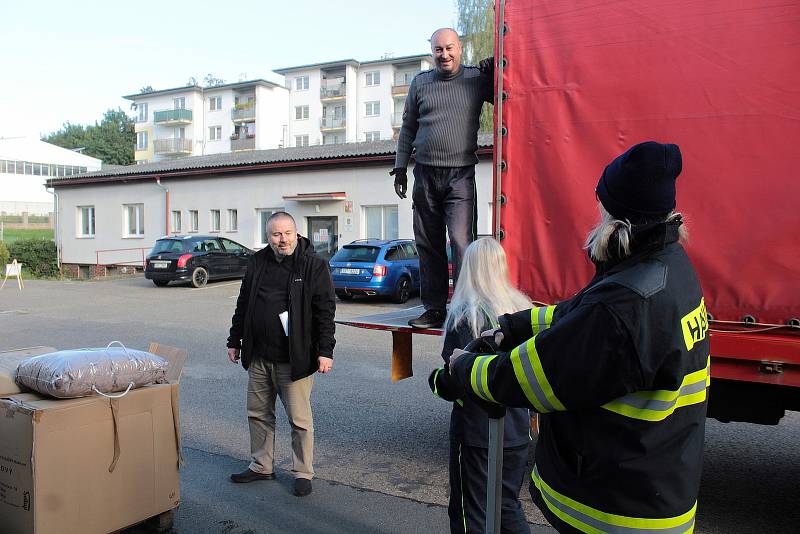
[145,235,254,287]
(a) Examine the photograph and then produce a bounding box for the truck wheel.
[392,277,411,304]
[191,266,208,288]
[153,280,169,287]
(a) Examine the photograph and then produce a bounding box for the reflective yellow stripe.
[532,465,696,533]
[602,357,710,422]
[510,336,565,412]
[530,305,557,336]
[432,368,443,398]
[470,355,498,403]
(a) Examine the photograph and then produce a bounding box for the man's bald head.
[430,28,463,75]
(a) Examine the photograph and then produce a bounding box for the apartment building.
[124,80,289,164]
[274,54,432,147]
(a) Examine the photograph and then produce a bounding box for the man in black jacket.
[227,212,336,497]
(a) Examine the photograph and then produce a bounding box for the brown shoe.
[230,468,276,483]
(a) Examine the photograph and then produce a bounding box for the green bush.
[8,239,58,278]
[0,240,9,268]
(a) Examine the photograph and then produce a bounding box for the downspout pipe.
[155,176,170,235]
[46,186,61,270]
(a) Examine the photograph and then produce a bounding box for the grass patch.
[0,228,54,245]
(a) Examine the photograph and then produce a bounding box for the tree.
[139,86,154,93]
[457,0,495,133]
[43,108,135,165]
[203,73,226,87]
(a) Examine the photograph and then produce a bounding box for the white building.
[274,54,432,147]
[124,80,289,165]
[46,136,493,275]
[0,137,102,215]
[124,54,432,160]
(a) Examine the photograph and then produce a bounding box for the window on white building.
[295,135,309,147]
[210,209,221,232]
[365,71,381,86]
[123,204,144,237]
[295,105,309,120]
[171,210,182,233]
[78,206,95,237]
[137,102,148,122]
[136,131,148,150]
[189,210,199,232]
[365,131,381,142]
[295,76,309,91]
[364,205,398,239]
[209,126,222,141]
[257,208,284,245]
[323,134,342,145]
[228,209,238,232]
[365,101,380,117]
[209,96,222,111]
[174,97,186,109]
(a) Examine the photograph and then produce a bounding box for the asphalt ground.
[1,277,798,533]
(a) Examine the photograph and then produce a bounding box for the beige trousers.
[247,359,315,479]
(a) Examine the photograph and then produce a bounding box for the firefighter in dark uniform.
[449,141,710,533]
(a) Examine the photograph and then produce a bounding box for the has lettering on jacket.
[681,298,709,351]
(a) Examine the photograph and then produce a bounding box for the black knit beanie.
[595,141,682,223]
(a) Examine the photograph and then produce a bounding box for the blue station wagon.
[329,239,420,303]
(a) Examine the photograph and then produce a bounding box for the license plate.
[339,268,360,275]
[152,261,170,269]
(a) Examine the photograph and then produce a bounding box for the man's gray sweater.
[394,66,493,169]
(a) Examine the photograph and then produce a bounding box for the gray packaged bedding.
[15,342,168,398]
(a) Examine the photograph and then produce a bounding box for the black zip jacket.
[227,236,336,380]
[452,221,710,533]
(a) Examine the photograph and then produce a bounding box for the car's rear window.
[332,245,380,262]
[151,239,187,254]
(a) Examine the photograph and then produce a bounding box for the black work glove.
[428,367,461,402]
[479,56,495,78]
[390,168,408,199]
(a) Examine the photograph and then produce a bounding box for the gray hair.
[267,211,296,232]
[444,238,532,339]
[584,204,688,262]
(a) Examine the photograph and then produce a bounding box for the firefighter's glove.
[390,168,408,199]
[479,56,495,78]
[428,367,460,402]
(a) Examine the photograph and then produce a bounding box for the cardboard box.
[0,343,185,534]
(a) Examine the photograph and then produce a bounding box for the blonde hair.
[444,238,532,338]
[584,204,688,262]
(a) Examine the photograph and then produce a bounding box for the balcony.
[392,83,410,97]
[230,135,256,151]
[392,112,404,129]
[231,102,256,122]
[154,138,192,155]
[320,80,346,100]
[153,108,193,125]
[320,117,346,131]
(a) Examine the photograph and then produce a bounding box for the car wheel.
[392,276,411,304]
[191,266,209,288]
[153,280,169,287]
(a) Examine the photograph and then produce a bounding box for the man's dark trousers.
[412,163,477,311]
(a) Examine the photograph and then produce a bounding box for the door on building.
[307,216,338,262]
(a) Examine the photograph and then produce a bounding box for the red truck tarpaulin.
[495,0,800,325]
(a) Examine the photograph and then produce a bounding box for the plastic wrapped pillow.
[15,341,168,398]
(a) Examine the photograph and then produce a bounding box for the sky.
[0,0,459,139]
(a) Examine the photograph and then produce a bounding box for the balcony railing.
[231,136,256,151]
[153,138,192,155]
[153,108,193,124]
[320,117,346,130]
[392,112,404,128]
[231,103,256,122]
[392,84,410,96]
[320,81,346,99]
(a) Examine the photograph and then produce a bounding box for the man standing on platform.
[391,27,494,329]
